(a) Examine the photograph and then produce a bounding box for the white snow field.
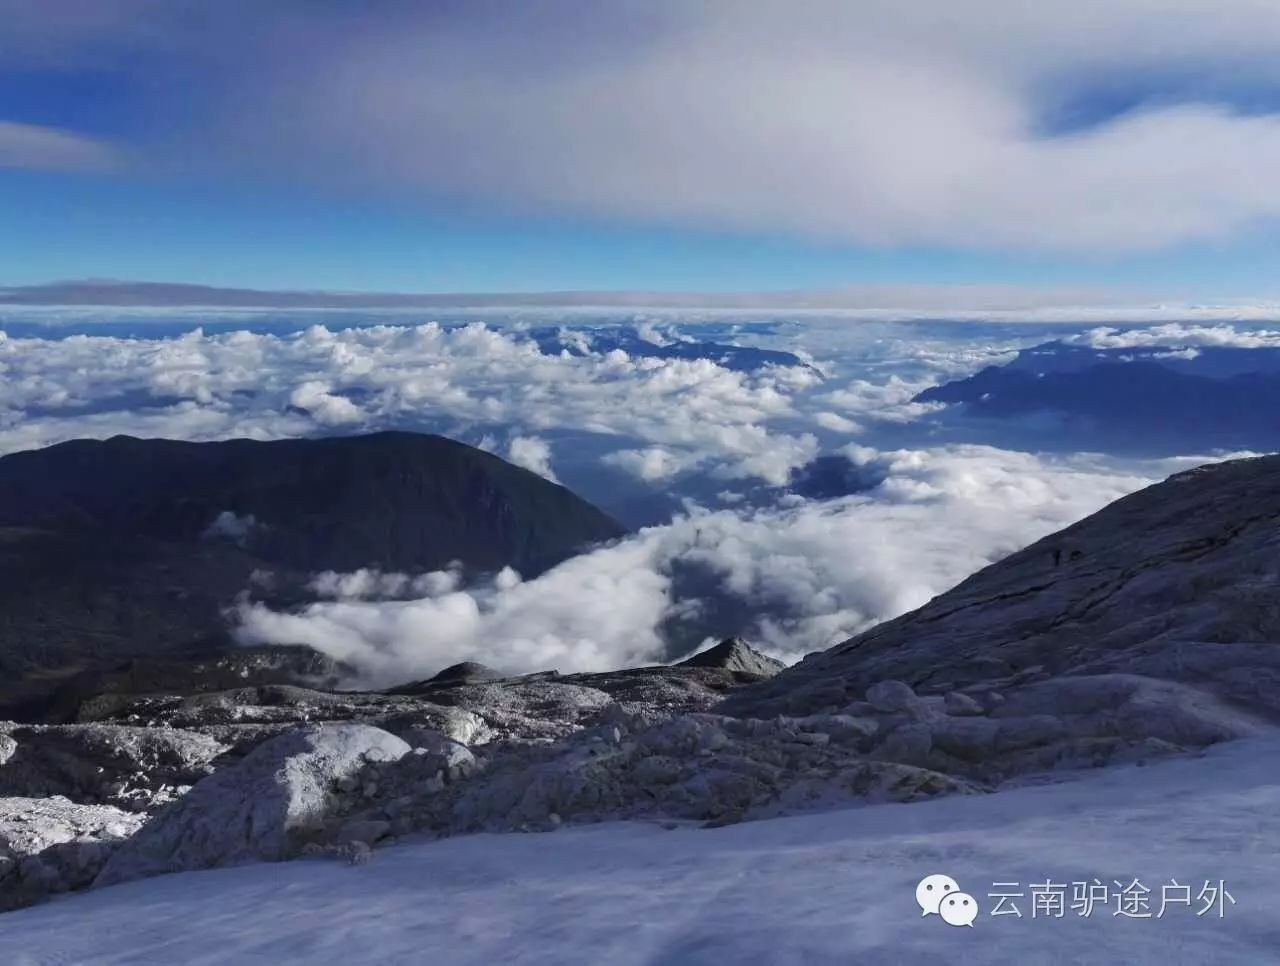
[5,735,1279,966]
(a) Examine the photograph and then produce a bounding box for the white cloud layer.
[0,323,833,484]
[235,444,1168,684]
[10,2,1280,251]
[5,317,1271,496]
[190,2,1280,253]
[108,1,1280,252]
[1069,323,1280,350]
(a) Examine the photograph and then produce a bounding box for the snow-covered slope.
[725,454,1280,719]
[4,734,1275,965]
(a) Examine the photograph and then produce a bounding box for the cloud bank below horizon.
[233,444,1193,685]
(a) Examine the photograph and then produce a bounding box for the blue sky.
[4,1,1280,297]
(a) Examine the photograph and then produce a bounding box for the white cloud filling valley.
[234,445,1163,685]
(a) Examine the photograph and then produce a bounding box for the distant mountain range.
[526,326,812,373]
[0,278,1152,312]
[916,341,1280,451]
[0,432,623,706]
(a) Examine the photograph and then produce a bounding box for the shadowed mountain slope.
[0,432,624,692]
[723,454,1280,718]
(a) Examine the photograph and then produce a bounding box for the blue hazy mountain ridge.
[1002,342,1280,378]
[526,326,811,373]
[916,341,1280,451]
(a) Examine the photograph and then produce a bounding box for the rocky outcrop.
[95,724,409,887]
[422,662,505,687]
[320,710,978,843]
[677,638,785,677]
[0,796,143,909]
[721,455,1280,720]
[72,662,763,750]
[0,724,225,812]
[0,664,1259,905]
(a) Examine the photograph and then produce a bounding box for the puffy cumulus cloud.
[0,323,826,484]
[309,567,462,601]
[1069,323,1280,350]
[202,510,257,546]
[505,435,558,483]
[813,412,861,434]
[235,443,1162,684]
[719,428,819,487]
[603,446,694,483]
[288,381,363,426]
[817,375,949,426]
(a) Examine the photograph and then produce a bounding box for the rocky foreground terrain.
[3,455,1280,912]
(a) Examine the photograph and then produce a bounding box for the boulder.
[928,716,1001,761]
[865,680,920,714]
[386,706,494,747]
[836,761,982,805]
[95,724,409,887]
[871,723,933,764]
[0,796,143,909]
[402,730,475,769]
[994,715,1068,752]
[789,714,880,745]
[943,691,985,716]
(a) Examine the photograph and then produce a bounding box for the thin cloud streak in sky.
[0,120,118,172]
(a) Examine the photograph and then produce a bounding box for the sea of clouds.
[235,444,1176,685]
[0,317,1006,483]
[1,313,1269,682]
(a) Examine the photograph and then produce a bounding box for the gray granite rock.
[95,724,408,887]
[865,681,920,714]
[0,796,143,909]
